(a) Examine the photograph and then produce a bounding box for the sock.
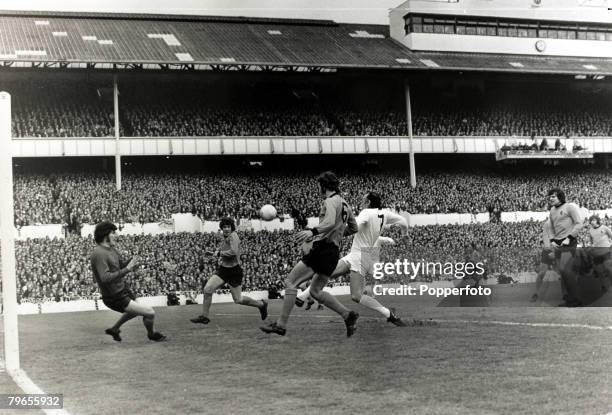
[143,316,155,336]
[359,295,390,318]
[297,286,311,301]
[201,292,213,318]
[112,313,135,331]
[316,291,349,319]
[278,288,297,328]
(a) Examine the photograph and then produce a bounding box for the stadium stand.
[5,80,612,138]
[12,165,612,227]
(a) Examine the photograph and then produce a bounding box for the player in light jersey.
[587,215,612,292]
[530,219,555,302]
[548,188,583,307]
[296,192,408,325]
[260,171,359,337]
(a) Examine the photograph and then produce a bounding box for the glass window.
[527,25,537,37]
[402,15,612,41]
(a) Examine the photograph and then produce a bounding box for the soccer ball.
[260,204,277,221]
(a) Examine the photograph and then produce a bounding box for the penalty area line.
[8,368,71,415]
[213,313,612,331]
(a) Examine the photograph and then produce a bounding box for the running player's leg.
[200,275,225,319]
[310,273,359,336]
[309,273,349,319]
[124,300,165,340]
[350,270,389,317]
[110,312,138,332]
[531,263,548,302]
[558,249,580,306]
[229,284,268,320]
[278,261,315,327]
[296,284,311,304]
[299,260,350,303]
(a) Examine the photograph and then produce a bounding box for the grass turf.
[3,292,612,415]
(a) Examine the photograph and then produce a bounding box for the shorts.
[552,238,577,260]
[217,265,244,288]
[302,240,340,276]
[590,247,611,265]
[540,249,554,266]
[340,248,379,278]
[102,288,136,313]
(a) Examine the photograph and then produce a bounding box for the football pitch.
[2,290,612,415]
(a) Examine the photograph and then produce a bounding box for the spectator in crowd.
[13,166,612,227]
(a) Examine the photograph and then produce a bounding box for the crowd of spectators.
[17,210,612,302]
[6,81,612,138]
[333,86,612,137]
[14,230,351,302]
[3,82,117,138]
[15,220,547,302]
[13,166,612,227]
[380,221,541,283]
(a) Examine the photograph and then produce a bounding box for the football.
[260,204,277,221]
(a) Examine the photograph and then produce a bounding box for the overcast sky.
[0,0,406,24]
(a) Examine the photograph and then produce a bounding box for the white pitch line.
[213,313,612,331]
[434,319,612,331]
[8,368,71,415]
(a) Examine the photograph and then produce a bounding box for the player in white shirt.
[297,192,408,326]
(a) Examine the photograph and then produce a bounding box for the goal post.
[0,91,20,372]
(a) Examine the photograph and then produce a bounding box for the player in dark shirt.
[90,221,165,342]
[261,171,359,337]
[190,217,268,325]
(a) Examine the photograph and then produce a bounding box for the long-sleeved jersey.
[549,202,582,240]
[312,192,357,247]
[217,231,241,267]
[90,245,129,297]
